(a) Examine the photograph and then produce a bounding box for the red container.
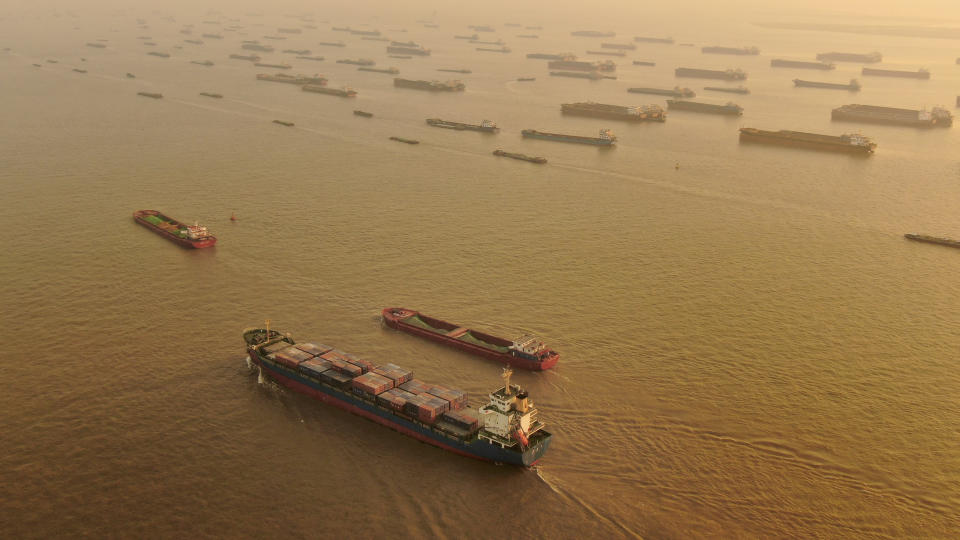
[441,409,479,431]
[282,347,314,362]
[351,372,394,395]
[295,342,333,357]
[373,363,414,385]
[343,353,376,374]
[427,385,466,409]
[321,351,363,377]
[299,358,332,377]
[273,350,306,369]
[376,388,416,411]
[399,379,431,395]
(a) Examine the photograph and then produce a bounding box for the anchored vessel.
[587,50,625,57]
[627,86,694,97]
[387,45,430,56]
[438,68,471,74]
[354,110,373,117]
[561,102,666,122]
[394,78,465,91]
[831,104,952,127]
[903,234,960,249]
[199,92,222,98]
[571,30,614,37]
[390,136,419,144]
[242,43,274,52]
[257,73,327,85]
[359,67,399,74]
[137,91,163,99]
[632,61,656,66]
[426,119,499,132]
[337,58,375,66]
[794,78,861,91]
[704,86,749,94]
[548,59,615,72]
[739,128,876,154]
[245,327,551,465]
[771,59,835,70]
[634,36,674,43]
[666,100,743,115]
[601,42,636,50]
[382,308,559,370]
[526,53,574,60]
[133,210,216,248]
[817,51,882,63]
[550,71,604,80]
[676,67,747,80]
[191,60,214,66]
[147,51,170,58]
[303,85,356,97]
[254,62,292,69]
[273,120,294,127]
[702,45,759,55]
[521,128,616,146]
[229,53,261,61]
[861,67,930,80]
[317,41,346,47]
[493,149,547,164]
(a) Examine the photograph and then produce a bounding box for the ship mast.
[502,367,513,395]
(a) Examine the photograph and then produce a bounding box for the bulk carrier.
[739,128,875,154]
[521,128,616,146]
[861,67,930,79]
[394,78,465,91]
[666,100,743,115]
[634,36,674,43]
[426,118,499,132]
[382,309,559,370]
[133,210,216,248]
[794,78,861,91]
[817,51,882,63]
[561,102,666,122]
[244,326,551,465]
[831,104,952,127]
[675,67,747,80]
[771,59,835,70]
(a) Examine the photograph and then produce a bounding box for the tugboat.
[133,210,216,248]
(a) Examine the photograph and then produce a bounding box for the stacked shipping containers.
[377,387,418,411]
[373,363,414,386]
[299,358,333,378]
[427,385,466,409]
[295,342,334,356]
[351,372,394,397]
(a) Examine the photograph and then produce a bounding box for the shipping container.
[321,352,364,377]
[403,393,429,416]
[441,409,479,431]
[299,358,333,378]
[343,353,376,374]
[272,350,307,369]
[263,340,294,355]
[280,347,314,363]
[320,369,353,388]
[399,379,431,395]
[295,342,333,357]
[351,372,394,396]
[373,363,414,385]
[376,387,416,411]
[427,385,467,409]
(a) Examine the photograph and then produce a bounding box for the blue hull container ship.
[244,326,552,466]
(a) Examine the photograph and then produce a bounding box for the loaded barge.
[739,128,876,154]
[493,150,546,164]
[817,51,882,63]
[426,118,499,132]
[831,104,952,127]
[676,67,747,80]
[627,87,694,97]
[666,100,743,115]
[382,308,559,370]
[244,327,551,465]
[561,102,666,122]
[861,67,930,80]
[794,78,861,91]
[394,78,465,91]
[903,234,960,249]
[133,210,216,248]
[522,128,616,146]
[771,59,835,70]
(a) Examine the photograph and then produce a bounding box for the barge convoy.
[794,78,861,91]
[382,308,559,370]
[676,67,747,80]
[739,128,876,154]
[244,327,551,466]
[666,100,743,115]
[426,119,499,132]
[522,128,616,146]
[561,102,666,122]
[831,104,952,127]
[903,234,960,249]
[133,210,216,248]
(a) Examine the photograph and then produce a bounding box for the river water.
[1,5,959,539]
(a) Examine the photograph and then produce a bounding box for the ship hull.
[794,79,859,91]
[133,211,216,248]
[426,119,498,132]
[250,348,551,465]
[831,110,944,128]
[904,234,960,248]
[739,131,873,154]
[521,131,614,146]
[666,100,742,115]
[382,309,559,370]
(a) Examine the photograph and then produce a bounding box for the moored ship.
[394,78,465,91]
[382,308,559,370]
[242,43,274,52]
[257,73,327,85]
[586,50,625,57]
[702,45,759,55]
[426,118,499,132]
[133,210,216,248]
[794,78,861,91]
[191,60,214,66]
[571,30,615,37]
[738,128,876,154]
[771,59,835,70]
[704,85,749,94]
[627,86,694,97]
[199,92,222,98]
[337,58,375,66]
[561,101,666,122]
[666,99,743,115]
[477,46,511,53]
[601,42,636,50]
[358,66,399,74]
[526,52,575,60]
[548,59,615,72]
[438,68,471,74]
[521,128,616,146]
[386,45,430,56]
[817,51,882,63]
[634,36,674,43]
[137,91,163,99]
[903,234,960,249]
[302,85,357,97]
[229,53,261,61]
[493,149,546,164]
[549,71,605,80]
[861,67,930,79]
[317,41,346,47]
[254,62,292,69]
[676,67,747,80]
[831,104,952,128]
[244,326,551,466]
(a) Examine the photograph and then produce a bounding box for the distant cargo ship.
[317,41,346,47]
[437,68,471,74]
[861,67,930,79]
[386,45,430,56]
[794,78,861,91]
[601,42,636,50]
[382,308,559,370]
[561,101,666,122]
[771,59,835,70]
[455,34,479,40]
[199,92,222,98]
[349,29,381,36]
[521,128,616,146]
[548,59,615,72]
[469,39,504,45]
[254,62,292,69]
[527,53,575,60]
[133,210,216,248]
[704,86,749,94]
[229,53,261,61]
[283,49,311,55]
[272,120,294,127]
[903,234,960,249]
[571,30,614,37]
[549,71,604,80]
[147,51,170,58]
[676,67,747,80]
[191,60,214,66]
[702,45,759,55]
[302,85,356,97]
[137,91,163,99]
[832,104,952,127]
[493,149,546,164]
[389,136,419,144]
[337,58,375,66]
[86,42,106,48]
[257,73,327,85]
[426,118,499,132]
[477,47,511,53]
[634,36,674,43]
[817,51,882,63]
[739,128,876,154]
[666,99,743,115]
[296,56,325,61]
[632,61,656,66]
[242,43,274,52]
[627,86,694,98]
[245,326,551,465]
[358,66,399,74]
[394,78,465,91]
[353,110,373,117]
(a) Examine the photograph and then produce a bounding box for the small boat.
[126,73,136,78]
[273,120,295,127]
[389,136,419,144]
[72,68,87,73]
[191,60,214,66]
[137,92,163,99]
[516,77,536,82]
[632,60,655,66]
[199,92,223,98]
[353,110,373,117]
[493,149,546,164]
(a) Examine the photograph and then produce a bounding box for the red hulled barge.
[133,210,217,248]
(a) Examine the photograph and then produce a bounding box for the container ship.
[561,102,666,122]
[666,100,743,115]
[601,43,636,50]
[133,210,216,248]
[548,59,615,72]
[521,128,616,146]
[627,86,695,98]
[394,78,465,91]
[426,118,499,132]
[831,104,952,127]
[493,149,546,164]
[302,85,357,97]
[257,73,327,85]
[359,67,399,74]
[676,67,747,80]
[739,128,876,154]
[794,78,861,91]
[571,30,615,37]
[771,59,835,70]
[382,308,559,370]
[634,36,674,43]
[244,326,551,465]
[702,45,759,55]
[903,234,960,249]
[386,45,430,56]
[527,53,574,60]
[861,67,930,79]
[704,86,749,94]
[817,51,882,63]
